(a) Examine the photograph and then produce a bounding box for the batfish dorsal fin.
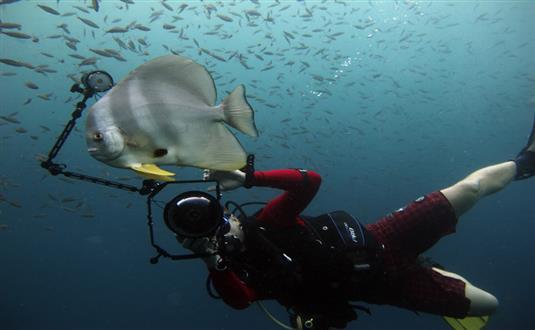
[121,55,217,106]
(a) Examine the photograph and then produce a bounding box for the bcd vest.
[230,210,384,308]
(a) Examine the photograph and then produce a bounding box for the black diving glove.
[176,235,223,270]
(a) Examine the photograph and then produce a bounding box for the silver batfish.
[86,55,258,179]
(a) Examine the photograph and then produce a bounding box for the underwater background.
[1,1,534,329]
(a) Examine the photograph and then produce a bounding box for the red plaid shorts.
[364,191,471,317]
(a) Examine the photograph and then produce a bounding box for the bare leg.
[432,268,498,316]
[438,162,515,315]
[440,161,517,218]
[434,116,534,315]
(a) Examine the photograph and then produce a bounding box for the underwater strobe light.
[81,70,114,93]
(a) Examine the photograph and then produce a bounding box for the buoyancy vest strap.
[242,217,296,271]
[294,168,308,185]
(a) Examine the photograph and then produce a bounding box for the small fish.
[245,9,262,17]
[177,3,188,13]
[162,23,175,30]
[137,38,148,46]
[161,1,173,11]
[57,23,70,34]
[106,26,129,33]
[25,81,39,89]
[329,32,344,37]
[15,127,27,133]
[216,14,233,22]
[34,67,57,74]
[64,35,79,43]
[0,22,21,29]
[200,48,226,62]
[104,49,122,57]
[79,57,98,66]
[0,115,20,124]
[92,0,99,12]
[283,31,295,39]
[65,41,77,51]
[1,31,32,39]
[86,55,259,179]
[113,37,128,49]
[37,4,61,15]
[0,58,24,67]
[69,54,85,60]
[39,125,50,132]
[37,93,52,101]
[133,24,150,31]
[90,48,113,57]
[35,153,48,162]
[77,17,99,29]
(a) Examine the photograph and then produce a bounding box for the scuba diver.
[41,66,532,329]
[164,115,535,330]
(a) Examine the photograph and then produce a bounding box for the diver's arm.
[209,269,259,309]
[252,169,322,226]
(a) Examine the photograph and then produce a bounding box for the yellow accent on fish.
[130,164,175,177]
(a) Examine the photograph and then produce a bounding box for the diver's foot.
[514,114,535,180]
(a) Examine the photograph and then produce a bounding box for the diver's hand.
[176,235,222,269]
[203,169,245,191]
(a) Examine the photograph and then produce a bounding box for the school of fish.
[0,0,533,222]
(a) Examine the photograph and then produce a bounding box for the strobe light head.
[81,70,114,93]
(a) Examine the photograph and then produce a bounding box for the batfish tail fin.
[221,85,259,138]
[178,123,247,171]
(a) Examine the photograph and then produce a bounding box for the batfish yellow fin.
[130,164,175,179]
[135,172,176,182]
[444,315,489,330]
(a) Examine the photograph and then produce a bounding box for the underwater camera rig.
[40,70,254,265]
[40,71,375,330]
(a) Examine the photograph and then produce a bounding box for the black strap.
[243,154,255,188]
[295,168,309,185]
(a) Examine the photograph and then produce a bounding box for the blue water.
[1,1,534,329]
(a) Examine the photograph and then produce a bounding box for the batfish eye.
[93,132,104,141]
